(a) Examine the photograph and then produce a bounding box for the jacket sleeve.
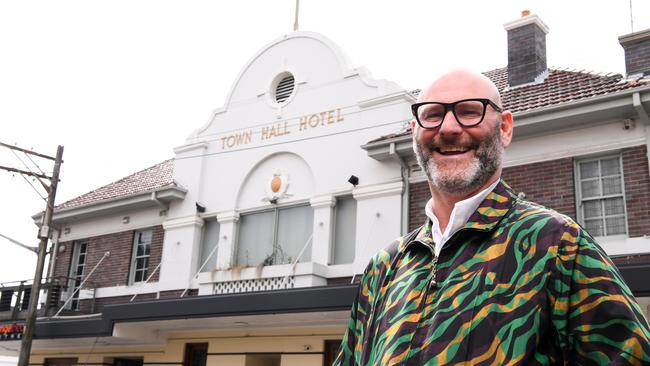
[333,260,377,366]
[549,222,650,364]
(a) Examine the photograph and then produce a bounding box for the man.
[335,69,650,365]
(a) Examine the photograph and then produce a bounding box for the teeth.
[439,147,468,153]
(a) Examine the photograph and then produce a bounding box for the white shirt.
[424,180,500,257]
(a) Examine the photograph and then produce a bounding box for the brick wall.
[507,22,547,87]
[409,181,430,231]
[619,30,650,76]
[502,157,576,219]
[622,145,650,237]
[51,241,73,279]
[53,225,164,289]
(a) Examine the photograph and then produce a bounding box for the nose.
[438,109,463,135]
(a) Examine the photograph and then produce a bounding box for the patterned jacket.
[335,180,650,365]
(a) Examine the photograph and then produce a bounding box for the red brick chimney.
[619,29,650,78]
[503,11,550,87]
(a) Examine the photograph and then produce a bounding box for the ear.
[499,111,513,147]
[410,119,417,132]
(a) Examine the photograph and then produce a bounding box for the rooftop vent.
[274,73,295,104]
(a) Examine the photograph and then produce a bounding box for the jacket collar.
[407,179,518,249]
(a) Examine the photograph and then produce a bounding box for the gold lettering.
[261,123,291,140]
[235,132,245,145]
[336,108,344,122]
[299,116,308,131]
[226,135,236,148]
[308,114,319,128]
[320,112,327,126]
[327,110,334,124]
[221,131,253,149]
[281,121,290,136]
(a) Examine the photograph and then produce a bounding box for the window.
[576,155,627,236]
[68,240,88,310]
[45,358,78,366]
[199,220,220,271]
[184,343,208,366]
[332,196,357,264]
[112,358,143,366]
[129,229,152,284]
[324,340,343,366]
[237,204,313,267]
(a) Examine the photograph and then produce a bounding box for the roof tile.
[56,159,175,210]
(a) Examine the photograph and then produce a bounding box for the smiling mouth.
[435,147,471,156]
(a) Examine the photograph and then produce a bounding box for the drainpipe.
[632,92,650,171]
[389,142,409,235]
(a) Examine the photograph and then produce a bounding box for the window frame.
[574,153,629,238]
[236,202,313,267]
[198,219,220,272]
[330,195,357,265]
[67,239,88,310]
[128,228,153,285]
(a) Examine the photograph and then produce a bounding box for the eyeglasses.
[411,98,503,129]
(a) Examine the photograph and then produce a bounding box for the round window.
[273,72,295,104]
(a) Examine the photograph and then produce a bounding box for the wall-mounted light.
[348,175,359,186]
[58,244,66,253]
[63,227,71,235]
[196,202,206,213]
[622,118,635,130]
[122,216,130,224]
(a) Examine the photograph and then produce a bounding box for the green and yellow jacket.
[335,180,650,365]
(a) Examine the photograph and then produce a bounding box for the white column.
[352,180,403,274]
[216,210,240,270]
[310,195,336,265]
[159,215,204,290]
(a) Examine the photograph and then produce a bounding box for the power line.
[0,164,50,180]
[10,149,49,193]
[17,171,47,201]
[0,142,56,161]
[25,152,47,176]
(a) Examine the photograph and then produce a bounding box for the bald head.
[417,69,502,106]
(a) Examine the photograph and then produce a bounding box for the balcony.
[0,276,98,323]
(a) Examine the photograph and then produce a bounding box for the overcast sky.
[1,0,649,284]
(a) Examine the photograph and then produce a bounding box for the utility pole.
[0,142,64,366]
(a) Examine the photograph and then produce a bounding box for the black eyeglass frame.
[411,98,503,129]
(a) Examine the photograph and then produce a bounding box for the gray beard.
[414,127,503,196]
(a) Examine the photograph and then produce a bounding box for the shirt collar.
[424,180,498,255]
[409,179,518,249]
